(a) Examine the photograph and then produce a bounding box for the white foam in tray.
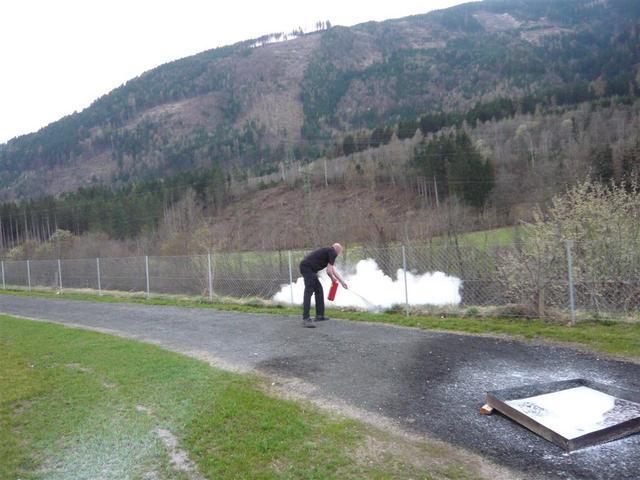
[506,386,640,439]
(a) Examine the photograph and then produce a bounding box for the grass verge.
[0,314,490,480]
[3,287,640,360]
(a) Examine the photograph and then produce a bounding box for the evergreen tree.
[591,145,614,183]
[449,132,494,208]
[370,127,393,148]
[397,119,419,140]
[342,135,356,156]
[413,131,494,208]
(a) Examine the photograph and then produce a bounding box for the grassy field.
[431,227,521,247]
[0,314,493,480]
[3,288,640,360]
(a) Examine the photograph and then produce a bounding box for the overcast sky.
[0,0,471,144]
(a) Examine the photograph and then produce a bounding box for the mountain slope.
[0,0,639,199]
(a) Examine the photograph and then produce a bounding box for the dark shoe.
[302,318,316,328]
[315,316,330,321]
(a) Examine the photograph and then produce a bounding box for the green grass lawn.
[0,314,488,480]
[430,227,522,247]
[456,227,521,246]
[3,288,639,360]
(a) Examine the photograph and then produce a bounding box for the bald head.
[332,243,343,255]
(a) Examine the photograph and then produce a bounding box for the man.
[299,243,348,328]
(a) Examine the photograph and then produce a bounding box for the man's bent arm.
[327,264,348,289]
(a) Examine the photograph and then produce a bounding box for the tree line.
[0,164,228,249]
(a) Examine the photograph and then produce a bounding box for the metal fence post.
[207,253,213,302]
[27,259,32,291]
[566,240,576,325]
[402,245,409,316]
[211,253,216,298]
[1,260,5,289]
[145,255,150,298]
[58,259,63,293]
[288,250,294,306]
[96,258,102,296]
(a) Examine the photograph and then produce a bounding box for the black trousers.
[300,262,324,319]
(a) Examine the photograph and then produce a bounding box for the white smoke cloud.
[273,258,461,310]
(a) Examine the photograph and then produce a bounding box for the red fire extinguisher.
[328,281,339,301]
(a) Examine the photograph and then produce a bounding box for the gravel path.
[2,294,639,480]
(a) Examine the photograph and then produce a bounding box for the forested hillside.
[1,0,638,196]
[0,0,639,254]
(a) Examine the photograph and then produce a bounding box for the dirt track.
[2,294,639,480]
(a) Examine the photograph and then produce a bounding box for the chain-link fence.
[2,241,639,322]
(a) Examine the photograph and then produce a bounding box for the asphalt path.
[1,294,639,480]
